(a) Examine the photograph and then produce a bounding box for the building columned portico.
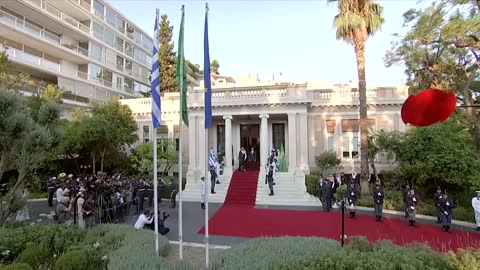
[120,79,408,205]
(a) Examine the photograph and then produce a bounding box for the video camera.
[147,211,170,222]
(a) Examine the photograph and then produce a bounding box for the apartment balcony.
[5,46,60,74]
[74,70,135,96]
[3,0,91,42]
[0,9,90,64]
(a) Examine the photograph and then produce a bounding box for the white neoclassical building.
[120,75,408,206]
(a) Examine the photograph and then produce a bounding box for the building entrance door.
[240,124,260,169]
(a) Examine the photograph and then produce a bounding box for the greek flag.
[151,10,161,128]
[208,148,216,168]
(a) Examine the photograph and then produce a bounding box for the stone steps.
[178,175,231,203]
[255,172,322,206]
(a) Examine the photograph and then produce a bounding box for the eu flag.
[204,4,212,129]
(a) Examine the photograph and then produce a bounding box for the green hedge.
[280,237,476,270]
[210,237,340,270]
[0,263,32,270]
[16,245,53,269]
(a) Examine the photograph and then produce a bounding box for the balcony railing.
[0,9,89,57]
[22,0,90,34]
[5,47,60,73]
[74,70,135,94]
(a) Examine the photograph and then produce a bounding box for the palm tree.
[331,0,384,191]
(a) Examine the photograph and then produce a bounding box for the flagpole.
[205,128,209,269]
[153,8,160,255]
[203,2,210,268]
[178,4,185,261]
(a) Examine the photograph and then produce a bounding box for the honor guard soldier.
[373,183,384,222]
[407,188,419,227]
[439,191,454,232]
[47,177,57,207]
[347,182,358,219]
[158,177,164,203]
[131,178,138,205]
[434,187,443,223]
[137,179,146,211]
[169,179,177,208]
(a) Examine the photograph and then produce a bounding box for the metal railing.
[0,9,89,57]
[22,0,90,34]
[5,47,60,72]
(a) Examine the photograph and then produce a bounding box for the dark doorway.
[240,124,260,166]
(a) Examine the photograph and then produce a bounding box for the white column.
[288,113,297,172]
[259,113,269,170]
[299,113,309,173]
[186,115,197,184]
[223,115,233,175]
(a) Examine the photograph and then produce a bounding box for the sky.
[109,0,431,87]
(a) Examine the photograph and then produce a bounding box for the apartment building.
[0,0,153,112]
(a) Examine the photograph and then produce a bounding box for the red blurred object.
[401,89,456,127]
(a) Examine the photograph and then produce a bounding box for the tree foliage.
[331,0,385,185]
[385,0,480,147]
[159,14,177,94]
[379,115,480,192]
[315,151,342,177]
[131,139,178,177]
[61,101,137,174]
[0,49,34,91]
[211,59,220,74]
[40,84,64,104]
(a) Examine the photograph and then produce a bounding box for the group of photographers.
[318,173,458,233]
[48,172,176,234]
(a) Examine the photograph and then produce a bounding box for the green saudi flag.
[176,6,188,126]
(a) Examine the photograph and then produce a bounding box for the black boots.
[437,217,441,224]
[201,203,205,209]
[375,216,383,222]
[443,226,451,232]
[408,220,416,227]
[349,212,356,219]
[269,192,274,196]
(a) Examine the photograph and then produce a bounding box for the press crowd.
[317,173,480,232]
[47,172,177,230]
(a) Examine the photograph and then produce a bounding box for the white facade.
[0,0,154,115]
[121,79,408,205]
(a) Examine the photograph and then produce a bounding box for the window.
[116,55,124,71]
[104,29,114,47]
[93,0,104,17]
[272,123,285,150]
[92,22,103,39]
[133,30,141,45]
[174,125,180,151]
[102,69,112,84]
[105,8,116,26]
[90,42,102,61]
[116,17,125,32]
[342,133,359,159]
[142,125,150,143]
[142,35,152,50]
[89,64,102,82]
[217,125,225,156]
[156,126,168,152]
[125,42,133,57]
[116,76,123,91]
[115,36,123,52]
[124,78,133,93]
[326,120,336,153]
[125,59,132,75]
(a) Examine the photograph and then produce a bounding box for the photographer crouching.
[133,210,170,235]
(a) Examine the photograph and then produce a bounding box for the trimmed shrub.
[452,207,475,223]
[0,263,32,270]
[210,237,340,270]
[281,237,452,270]
[106,225,172,270]
[305,175,319,196]
[0,224,85,262]
[54,249,90,270]
[16,245,52,269]
[446,249,480,270]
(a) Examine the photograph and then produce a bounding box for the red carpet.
[200,169,480,252]
[223,170,259,206]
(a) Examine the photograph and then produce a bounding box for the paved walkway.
[25,199,479,247]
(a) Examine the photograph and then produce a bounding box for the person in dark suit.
[402,184,411,218]
[434,187,443,223]
[267,165,274,196]
[169,179,177,208]
[373,183,385,222]
[324,176,334,212]
[248,147,256,171]
[439,192,454,232]
[47,177,57,207]
[318,176,326,204]
[210,166,217,194]
[347,182,358,219]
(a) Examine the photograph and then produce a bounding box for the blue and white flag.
[208,147,216,168]
[151,10,161,128]
[203,5,212,129]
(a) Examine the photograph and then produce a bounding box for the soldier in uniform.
[47,177,57,207]
[318,176,326,205]
[169,179,177,208]
[266,165,274,196]
[373,183,384,222]
[210,166,217,194]
[131,178,138,205]
[434,187,443,223]
[347,182,357,219]
[407,187,419,227]
[324,176,334,212]
[137,179,146,211]
[200,177,206,209]
[439,191,454,232]
[402,184,411,218]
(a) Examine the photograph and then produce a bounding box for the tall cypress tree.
[159,14,177,93]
